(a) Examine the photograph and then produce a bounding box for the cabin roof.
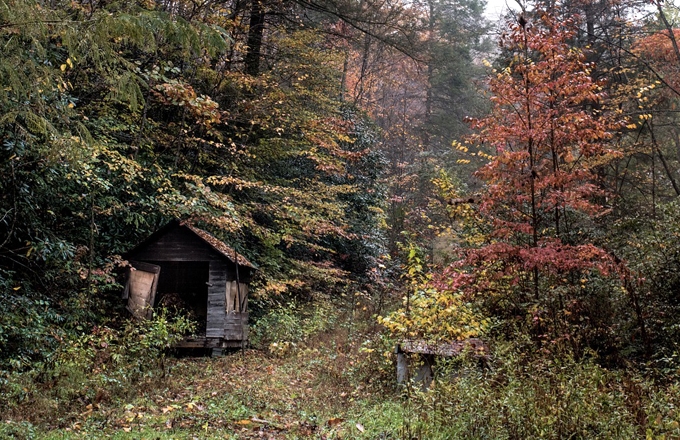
[125,219,257,269]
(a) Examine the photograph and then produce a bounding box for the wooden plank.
[225,281,235,312]
[175,337,225,349]
[399,338,488,357]
[240,284,248,312]
[206,260,227,338]
[225,280,248,313]
[397,353,408,384]
[130,261,161,274]
[226,282,248,313]
[224,329,243,335]
[175,340,210,348]
[222,340,246,348]
[130,228,223,262]
[224,312,248,341]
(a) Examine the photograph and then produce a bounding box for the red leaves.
[472,11,622,233]
[633,28,680,94]
[439,10,625,300]
[635,28,680,65]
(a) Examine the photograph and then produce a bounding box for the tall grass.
[397,343,680,439]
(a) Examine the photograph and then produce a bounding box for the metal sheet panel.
[126,262,160,319]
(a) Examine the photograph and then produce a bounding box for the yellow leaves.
[60,58,74,72]
[453,141,469,153]
[155,80,223,128]
[379,286,488,342]
[476,151,494,160]
[161,405,177,414]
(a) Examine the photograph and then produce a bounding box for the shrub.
[250,299,337,354]
[0,310,193,420]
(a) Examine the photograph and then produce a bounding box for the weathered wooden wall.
[224,312,248,341]
[207,260,227,338]
[127,222,252,346]
[225,281,248,312]
[130,228,222,262]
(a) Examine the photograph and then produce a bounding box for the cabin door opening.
[151,261,210,332]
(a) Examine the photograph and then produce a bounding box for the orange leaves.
[634,29,680,65]
[472,11,622,230]
[633,29,680,98]
[154,80,223,129]
[299,116,366,174]
[439,9,626,312]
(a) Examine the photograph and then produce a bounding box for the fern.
[107,71,145,113]
[21,111,53,137]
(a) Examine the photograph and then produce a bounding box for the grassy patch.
[4,307,680,439]
[11,347,401,439]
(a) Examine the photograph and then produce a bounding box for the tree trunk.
[245,0,266,76]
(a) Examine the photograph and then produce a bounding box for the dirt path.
[38,344,400,439]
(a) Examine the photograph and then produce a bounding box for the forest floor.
[10,327,403,439]
[7,310,680,439]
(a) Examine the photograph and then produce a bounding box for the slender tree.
[437,9,626,347]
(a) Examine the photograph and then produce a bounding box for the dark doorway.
[151,261,209,332]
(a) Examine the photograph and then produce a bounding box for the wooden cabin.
[122,220,256,350]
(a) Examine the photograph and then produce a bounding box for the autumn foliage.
[634,28,680,95]
[427,12,628,345]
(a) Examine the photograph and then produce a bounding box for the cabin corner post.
[395,344,409,384]
[396,355,409,384]
[206,260,227,339]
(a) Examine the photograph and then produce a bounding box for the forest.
[2,0,680,437]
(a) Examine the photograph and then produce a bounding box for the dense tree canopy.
[0,0,389,369]
[4,0,680,435]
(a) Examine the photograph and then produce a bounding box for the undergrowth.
[400,344,680,439]
[2,299,680,439]
[1,311,193,427]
